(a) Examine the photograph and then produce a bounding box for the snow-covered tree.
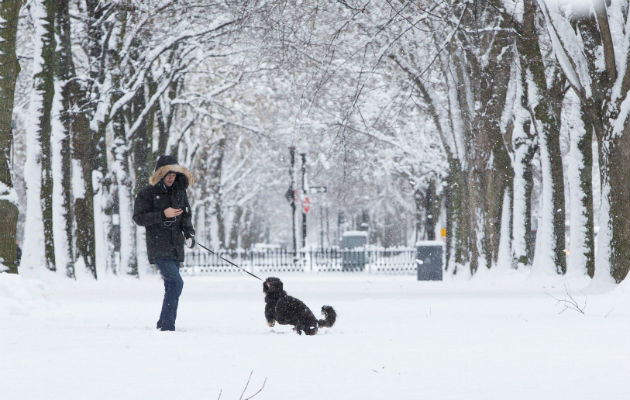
[53,0,76,278]
[535,0,629,282]
[513,0,567,275]
[23,0,56,273]
[7,0,629,284]
[0,0,22,274]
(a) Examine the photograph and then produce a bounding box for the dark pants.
[156,260,184,331]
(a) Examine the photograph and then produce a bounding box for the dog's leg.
[265,302,277,327]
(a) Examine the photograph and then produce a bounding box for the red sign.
[302,196,311,213]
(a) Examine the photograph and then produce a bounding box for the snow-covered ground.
[1,269,628,400]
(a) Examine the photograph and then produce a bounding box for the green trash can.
[416,240,443,280]
[340,231,368,271]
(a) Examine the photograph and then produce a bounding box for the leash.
[194,241,263,281]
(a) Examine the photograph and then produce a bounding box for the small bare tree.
[547,285,587,315]
[217,370,267,400]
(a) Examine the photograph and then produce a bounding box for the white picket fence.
[181,247,417,276]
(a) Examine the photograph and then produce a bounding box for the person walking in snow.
[133,155,196,331]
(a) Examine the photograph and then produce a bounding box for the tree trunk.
[413,188,422,242]
[67,77,97,277]
[423,182,437,241]
[475,16,514,269]
[240,209,255,249]
[24,0,57,272]
[518,0,566,274]
[448,1,513,273]
[511,129,536,267]
[132,84,155,196]
[100,6,129,276]
[578,104,595,277]
[0,0,21,273]
[229,206,243,249]
[39,0,57,271]
[54,0,76,278]
[155,77,179,158]
[85,0,109,177]
[574,5,627,282]
[548,73,567,274]
[602,125,630,282]
[103,179,120,275]
[216,199,225,249]
[112,101,136,276]
[212,138,226,248]
[565,97,595,276]
[131,83,154,275]
[56,0,98,278]
[445,159,472,274]
[507,57,536,269]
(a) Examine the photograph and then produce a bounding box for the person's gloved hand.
[184,230,195,248]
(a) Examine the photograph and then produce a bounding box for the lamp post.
[287,146,297,257]
[300,152,307,249]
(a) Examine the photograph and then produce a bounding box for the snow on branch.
[536,0,587,97]
[177,101,267,138]
[110,17,241,119]
[172,70,244,105]
[221,158,253,196]
[389,54,453,160]
[592,0,617,84]
[332,121,422,162]
[126,63,187,140]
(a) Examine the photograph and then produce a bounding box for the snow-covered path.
[1,272,628,400]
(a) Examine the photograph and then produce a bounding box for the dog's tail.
[318,305,337,328]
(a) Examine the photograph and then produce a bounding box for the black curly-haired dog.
[263,277,336,335]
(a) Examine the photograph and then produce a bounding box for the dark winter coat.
[133,163,195,264]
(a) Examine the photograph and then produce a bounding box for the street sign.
[302,196,311,213]
[309,186,327,193]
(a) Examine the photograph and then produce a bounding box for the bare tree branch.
[547,285,587,314]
